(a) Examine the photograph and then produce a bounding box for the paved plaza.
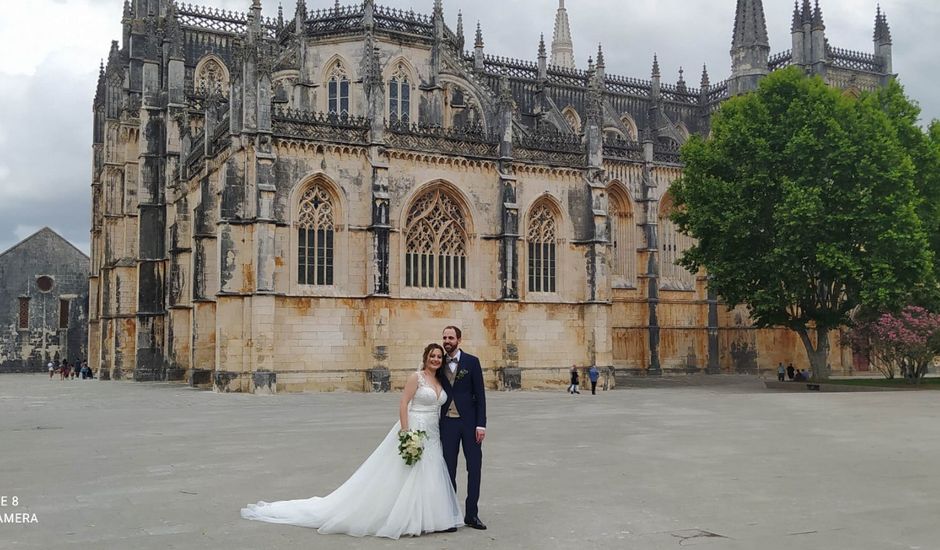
[1,374,939,550]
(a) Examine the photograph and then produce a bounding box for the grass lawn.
[824,377,940,388]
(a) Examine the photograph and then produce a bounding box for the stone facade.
[89,0,895,392]
[0,228,90,372]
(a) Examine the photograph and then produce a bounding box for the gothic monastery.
[89,0,896,392]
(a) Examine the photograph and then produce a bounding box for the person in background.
[588,365,599,395]
[567,365,580,395]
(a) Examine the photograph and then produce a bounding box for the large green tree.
[671,68,933,379]
[862,81,940,291]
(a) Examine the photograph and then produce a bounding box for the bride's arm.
[399,372,419,431]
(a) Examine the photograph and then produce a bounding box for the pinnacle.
[812,0,825,29]
[732,0,769,49]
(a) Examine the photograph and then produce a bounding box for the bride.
[240,343,463,538]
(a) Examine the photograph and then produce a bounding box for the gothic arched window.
[194,56,229,95]
[658,192,695,290]
[388,64,411,125]
[327,61,350,118]
[297,184,335,286]
[405,189,467,289]
[562,106,581,134]
[620,114,638,141]
[527,203,557,293]
[608,186,637,286]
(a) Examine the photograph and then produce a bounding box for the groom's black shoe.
[465,517,487,530]
[438,527,458,533]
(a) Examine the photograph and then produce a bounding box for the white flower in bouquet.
[397,429,428,466]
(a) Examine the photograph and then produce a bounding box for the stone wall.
[0,229,89,372]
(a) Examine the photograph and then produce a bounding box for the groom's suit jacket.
[438,350,487,429]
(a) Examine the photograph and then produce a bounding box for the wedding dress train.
[240,371,462,539]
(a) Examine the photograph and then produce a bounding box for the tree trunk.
[795,326,831,381]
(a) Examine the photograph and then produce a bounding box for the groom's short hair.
[443,325,462,339]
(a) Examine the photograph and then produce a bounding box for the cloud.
[0,55,94,255]
[13,225,42,242]
[0,0,936,255]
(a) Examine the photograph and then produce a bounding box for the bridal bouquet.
[397,429,428,466]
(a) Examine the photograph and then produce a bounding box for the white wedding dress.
[240,371,462,539]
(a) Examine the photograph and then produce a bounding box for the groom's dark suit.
[438,349,486,523]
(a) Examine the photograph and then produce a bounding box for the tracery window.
[327,62,350,118]
[608,187,637,286]
[388,64,411,125]
[620,115,638,141]
[527,203,557,293]
[659,193,695,290]
[195,56,228,94]
[562,107,581,134]
[404,190,467,289]
[297,185,335,286]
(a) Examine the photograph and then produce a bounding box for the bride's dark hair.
[422,343,445,368]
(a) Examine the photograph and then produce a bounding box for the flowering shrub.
[847,306,940,382]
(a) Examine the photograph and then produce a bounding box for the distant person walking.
[567,365,580,394]
[786,363,795,380]
[588,365,599,395]
[777,362,786,382]
[48,362,55,379]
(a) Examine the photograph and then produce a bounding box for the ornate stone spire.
[550,0,575,69]
[95,59,107,107]
[873,5,892,74]
[651,54,660,78]
[812,0,825,29]
[165,0,184,59]
[537,34,547,81]
[596,43,605,69]
[456,10,464,51]
[108,39,121,67]
[474,22,485,70]
[732,0,769,50]
[801,0,812,24]
[676,66,686,92]
[700,64,710,89]
[874,5,891,44]
[791,1,801,32]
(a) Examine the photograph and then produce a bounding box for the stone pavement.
[2,374,939,550]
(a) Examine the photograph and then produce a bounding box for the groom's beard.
[443,343,456,355]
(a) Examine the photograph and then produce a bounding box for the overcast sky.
[1,0,937,255]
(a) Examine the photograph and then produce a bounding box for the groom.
[438,325,487,530]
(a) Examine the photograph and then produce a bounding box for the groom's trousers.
[441,417,482,520]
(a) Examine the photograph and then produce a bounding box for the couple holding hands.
[241,326,487,539]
